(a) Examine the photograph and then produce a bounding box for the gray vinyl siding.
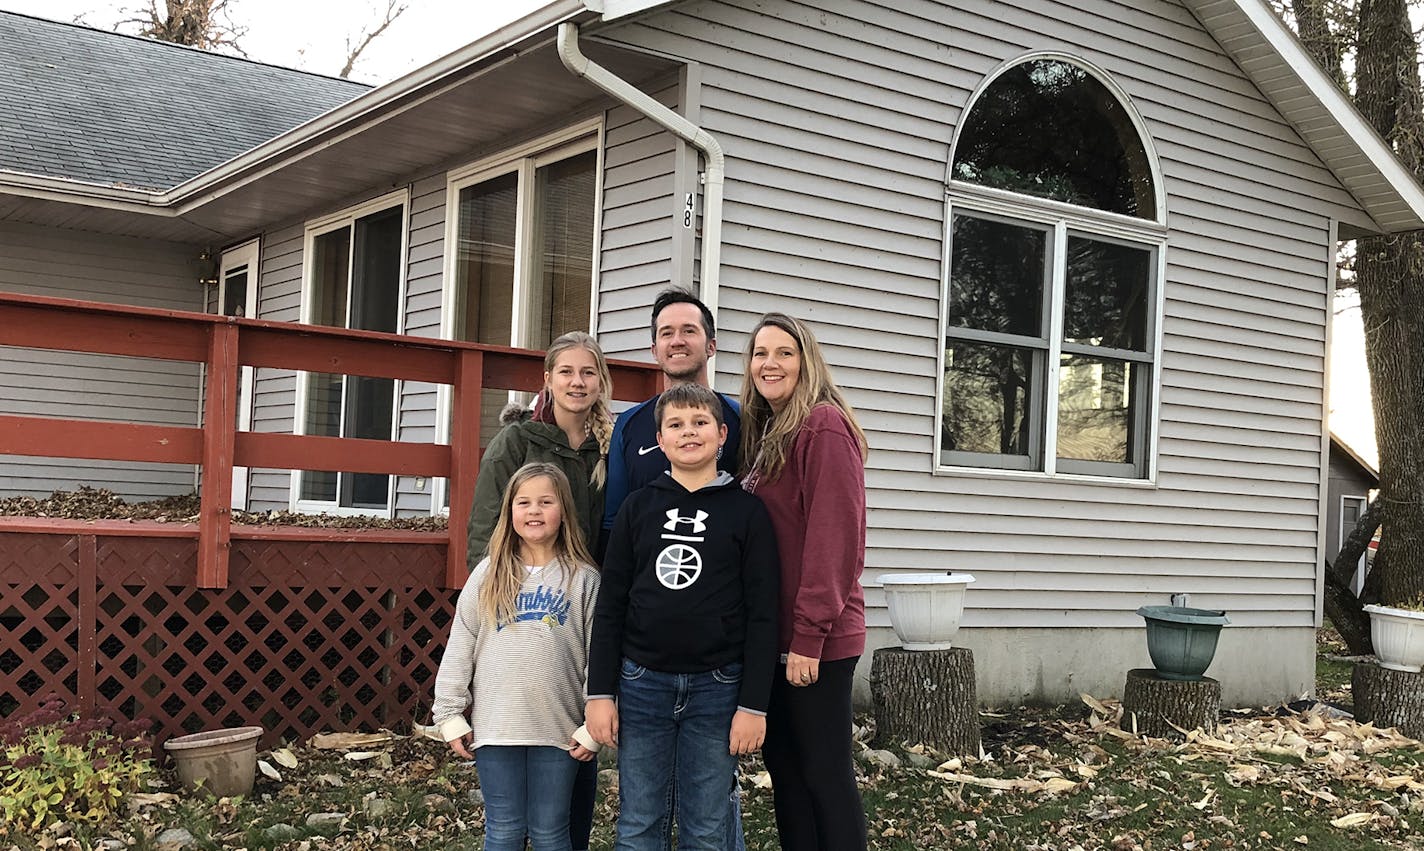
[393,173,446,516]
[606,0,1356,630]
[0,220,202,500]
[594,84,684,358]
[245,222,303,512]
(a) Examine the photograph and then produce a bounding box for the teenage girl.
[433,462,601,851]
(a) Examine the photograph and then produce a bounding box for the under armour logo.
[664,509,708,534]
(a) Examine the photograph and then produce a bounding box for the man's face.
[652,302,715,382]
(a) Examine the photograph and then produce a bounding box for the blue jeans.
[474,745,580,851]
[614,658,742,851]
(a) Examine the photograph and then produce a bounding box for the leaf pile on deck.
[0,486,448,530]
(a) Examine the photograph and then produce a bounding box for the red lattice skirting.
[0,523,456,748]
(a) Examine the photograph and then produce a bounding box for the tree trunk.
[1355,0,1424,608]
[1324,496,1383,654]
[870,647,979,756]
[1352,663,1424,738]
[1291,0,1346,88]
[1120,669,1221,738]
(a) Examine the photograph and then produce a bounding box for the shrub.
[0,695,154,832]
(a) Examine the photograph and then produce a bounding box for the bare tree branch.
[340,0,408,79]
[117,0,247,55]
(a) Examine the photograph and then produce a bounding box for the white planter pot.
[880,573,975,650]
[1364,604,1424,673]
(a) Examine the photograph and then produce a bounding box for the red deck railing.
[0,292,659,590]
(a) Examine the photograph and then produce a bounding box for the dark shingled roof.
[0,10,371,191]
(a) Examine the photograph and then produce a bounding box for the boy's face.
[656,403,727,471]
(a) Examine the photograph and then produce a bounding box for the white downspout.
[557,22,725,356]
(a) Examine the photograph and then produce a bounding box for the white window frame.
[935,52,1167,484]
[432,120,605,515]
[291,188,411,517]
[219,238,260,510]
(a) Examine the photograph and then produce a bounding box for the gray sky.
[0,0,546,83]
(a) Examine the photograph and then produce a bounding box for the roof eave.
[1187,0,1424,234]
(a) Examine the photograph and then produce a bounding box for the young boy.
[585,383,779,851]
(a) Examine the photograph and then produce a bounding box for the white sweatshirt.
[432,557,600,749]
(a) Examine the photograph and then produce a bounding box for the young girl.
[433,462,601,851]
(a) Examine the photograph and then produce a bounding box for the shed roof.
[0,10,368,191]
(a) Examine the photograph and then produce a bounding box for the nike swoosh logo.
[638,445,660,456]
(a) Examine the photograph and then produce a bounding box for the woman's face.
[750,324,802,414]
[545,346,601,417]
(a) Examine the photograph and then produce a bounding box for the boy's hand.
[586,698,619,748]
[729,709,765,755]
[446,731,474,760]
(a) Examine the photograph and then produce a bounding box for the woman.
[466,329,613,851]
[739,312,869,851]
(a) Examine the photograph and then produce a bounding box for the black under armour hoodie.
[587,471,780,714]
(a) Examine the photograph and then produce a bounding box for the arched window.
[940,57,1163,479]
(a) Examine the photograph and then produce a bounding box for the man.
[601,287,743,545]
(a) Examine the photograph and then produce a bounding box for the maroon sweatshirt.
[746,404,866,662]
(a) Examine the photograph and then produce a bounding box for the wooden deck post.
[445,350,483,590]
[197,323,238,589]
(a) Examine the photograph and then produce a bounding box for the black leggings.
[569,754,598,850]
[763,656,867,851]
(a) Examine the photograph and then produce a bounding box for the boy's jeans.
[474,744,580,851]
[614,658,742,851]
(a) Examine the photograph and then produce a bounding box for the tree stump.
[1120,668,1220,738]
[1352,662,1424,739]
[869,646,979,756]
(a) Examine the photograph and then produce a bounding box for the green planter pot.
[1136,605,1229,681]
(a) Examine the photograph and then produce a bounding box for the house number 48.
[683,193,694,229]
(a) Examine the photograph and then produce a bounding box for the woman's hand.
[786,652,820,687]
[446,731,474,759]
[568,740,598,762]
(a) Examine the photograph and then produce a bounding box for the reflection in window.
[302,204,402,509]
[942,342,1034,458]
[1057,356,1138,464]
[943,54,1160,479]
[949,216,1047,338]
[952,59,1156,219]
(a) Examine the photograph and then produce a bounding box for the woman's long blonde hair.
[738,312,868,482]
[480,463,595,627]
[543,331,614,489]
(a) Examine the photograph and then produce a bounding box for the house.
[3,0,1421,709]
[1327,432,1379,595]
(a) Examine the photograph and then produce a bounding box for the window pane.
[344,375,394,508]
[1057,355,1139,464]
[949,215,1047,337]
[301,372,343,501]
[942,341,1034,458]
[222,268,248,317]
[351,206,403,334]
[311,227,350,327]
[1065,237,1150,351]
[454,173,517,347]
[528,150,596,350]
[952,59,1156,218]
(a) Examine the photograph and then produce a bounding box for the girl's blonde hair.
[738,312,868,482]
[544,331,614,489]
[480,462,595,627]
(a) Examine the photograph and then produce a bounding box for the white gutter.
[556,21,725,334]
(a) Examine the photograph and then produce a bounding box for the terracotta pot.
[163,726,263,797]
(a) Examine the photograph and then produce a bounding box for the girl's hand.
[729,710,766,755]
[447,731,474,759]
[569,740,598,762]
[786,652,820,687]
[586,698,619,748]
